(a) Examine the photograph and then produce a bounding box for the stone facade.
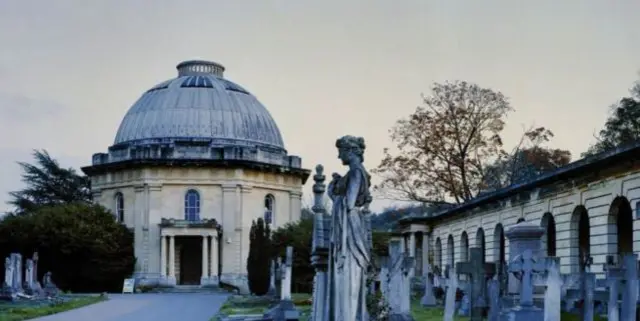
[82,60,310,292]
[399,144,640,278]
[89,166,304,291]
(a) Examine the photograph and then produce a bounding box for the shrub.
[0,202,135,293]
[247,218,271,295]
[271,215,390,294]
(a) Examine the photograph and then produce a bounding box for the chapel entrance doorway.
[178,236,202,285]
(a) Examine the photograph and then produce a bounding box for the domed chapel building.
[82,60,310,291]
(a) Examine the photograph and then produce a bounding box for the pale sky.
[0,1,639,213]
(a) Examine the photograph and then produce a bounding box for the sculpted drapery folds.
[327,135,373,321]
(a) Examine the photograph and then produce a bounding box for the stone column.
[160,235,167,278]
[210,234,219,285]
[221,185,238,277]
[133,185,146,276]
[409,232,416,257]
[201,235,209,286]
[168,235,176,285]
[289,191,303,222]
[422,232,430,276]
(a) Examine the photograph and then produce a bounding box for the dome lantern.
[176,60,225,77]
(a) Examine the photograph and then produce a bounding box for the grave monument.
[384,239,415,321]
[310,136,374,321]
[456,247,495,321]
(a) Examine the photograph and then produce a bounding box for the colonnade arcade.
[159,218,221,286]
[402,195,637,276]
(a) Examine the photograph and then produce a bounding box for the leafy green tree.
[8,150,91,213]
[0,202,135,292]
[583,96,640,157]
[247,218,271,295]
[271,215,390,294]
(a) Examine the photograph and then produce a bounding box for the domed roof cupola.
[84,60,307,177]
[113,60,286,151]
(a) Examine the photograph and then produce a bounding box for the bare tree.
[482,126,571,192]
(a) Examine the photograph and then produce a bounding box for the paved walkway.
[32,293,229,321]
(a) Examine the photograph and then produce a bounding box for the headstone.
[262,246,299,321]
[43,271,59,297]
[0,256,16,300]
[275,257,283,296]
[543,259,562,321]
[487,276,500,321]
[384,239,415,321]
[11,253,23,293]
[23,259,34,295]
[455,247,495,321]
[420,264,436,306]
[379,257,390,298]
[3,256,12,288]
[458,289,471,317]
[582,271,595,321]
[443,266,458,321]
[268,259,277,296]
[621,254,638,321]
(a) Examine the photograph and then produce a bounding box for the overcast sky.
[0,1,639,213]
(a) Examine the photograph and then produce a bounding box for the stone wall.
[90,166,304,288]
[408,164,640,277]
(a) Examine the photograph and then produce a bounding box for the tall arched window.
[114,192,124,223]
[184,189,201,221]
[264,194,275,225]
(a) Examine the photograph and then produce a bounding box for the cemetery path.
[31,293,229,321]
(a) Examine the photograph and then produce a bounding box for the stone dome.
[113,60,285,151]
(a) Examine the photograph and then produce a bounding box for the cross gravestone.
[600,255,624,321]
[420,264,436,306]
[456,247,496,321]
[262,246,299,321]
[499,249,547,320]
[384,239,415,321]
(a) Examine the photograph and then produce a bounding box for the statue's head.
[335,135,365,165]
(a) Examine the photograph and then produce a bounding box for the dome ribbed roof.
[113,60,285,151]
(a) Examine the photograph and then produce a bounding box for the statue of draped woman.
[327,135,373,321]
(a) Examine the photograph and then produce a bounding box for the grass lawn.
[410,300,608,321]
[213,293,312,321]
[0,295,106,321]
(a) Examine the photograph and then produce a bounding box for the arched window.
[264,194,275,225]
[114,192,124,223]
[184,189,201,221]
